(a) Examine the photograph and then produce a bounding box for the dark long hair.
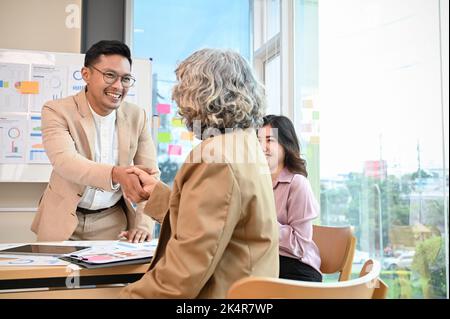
[263,115,308,177]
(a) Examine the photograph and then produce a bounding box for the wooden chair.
[227,259,388,299]
[312,225,356,281]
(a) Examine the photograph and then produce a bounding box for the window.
[316,0,449,298]
[293,0,319,198]
[253,0,282,115]
[264,54,281,115]
[132,0,251,186]
[129,0,449,298]
[266,0,281,40]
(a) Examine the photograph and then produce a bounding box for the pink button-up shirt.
[273,167,321,273]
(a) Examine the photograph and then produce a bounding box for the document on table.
[0,239,158,267]
[59,239,158,268]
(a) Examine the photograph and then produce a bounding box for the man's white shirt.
[78,104,122,210]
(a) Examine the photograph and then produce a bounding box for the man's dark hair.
[84,40,132,67]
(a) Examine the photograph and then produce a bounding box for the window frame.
[253,0,294,118]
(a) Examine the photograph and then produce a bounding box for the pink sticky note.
[301,123,312,133]
[168,144,182,156]
[156,103,171,114]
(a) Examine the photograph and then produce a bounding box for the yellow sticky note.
[309,136,320,144]
[19,81,39,94]
[303,99,313,108]
[180,131,194,141]
[172,118,184,127]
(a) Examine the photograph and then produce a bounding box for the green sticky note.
[158,132,172,143]
[312,111,319,120]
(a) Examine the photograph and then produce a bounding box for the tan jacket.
[31,89,159,241]
[120,129,279,298]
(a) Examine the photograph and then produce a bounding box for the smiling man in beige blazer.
[31,40,159,242]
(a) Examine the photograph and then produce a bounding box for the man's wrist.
[111,166,120,184]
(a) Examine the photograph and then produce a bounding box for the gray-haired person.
[120,48,279,298]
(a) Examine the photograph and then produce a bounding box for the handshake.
[111,165,159,204]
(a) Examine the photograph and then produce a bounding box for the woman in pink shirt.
[258,115,322,282]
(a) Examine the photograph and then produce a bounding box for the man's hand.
[118,229,151,243]
[126,167,159,196]
[112,166,149,203]
[134,165,159,177]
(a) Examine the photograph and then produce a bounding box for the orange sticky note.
[19,81,39,94]
[180,131,194,141]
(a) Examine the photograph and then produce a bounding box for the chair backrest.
[312,225,356,281]
[227,259,388,299]
[359,259,389,299]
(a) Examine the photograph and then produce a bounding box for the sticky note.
[309,136,320,144]
[168,144,182,156]
[301,123,312,133]
[303,99,313,108]
[156,103,171,114]
[158,132,172,143]
[19,81,39,94]
[312,111,320,120]
[172,118,184,127]
[180,131,194,141]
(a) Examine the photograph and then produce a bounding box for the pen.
[69,254,88,261]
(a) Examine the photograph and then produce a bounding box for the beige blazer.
[31,89,159,241]
[120,129,279,298]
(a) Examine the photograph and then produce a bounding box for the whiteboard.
[0,48,152,182]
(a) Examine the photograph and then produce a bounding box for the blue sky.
[133,0,250,81]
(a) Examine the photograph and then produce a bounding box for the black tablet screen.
[0,244,90,256]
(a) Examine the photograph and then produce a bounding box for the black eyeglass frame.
[89,65,136,88]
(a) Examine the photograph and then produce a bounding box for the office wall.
[0,0,82,53]
[0,183,47,243]
[0,0,81,242]
[81,0,125,53]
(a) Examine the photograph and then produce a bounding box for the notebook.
[59,240,157,268]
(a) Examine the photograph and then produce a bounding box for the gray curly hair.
[172,48,266,136]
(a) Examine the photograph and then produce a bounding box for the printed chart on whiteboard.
[0,63,29,113]
[28,114,49,163]
[0,115,27,163]
[30,65,68,112]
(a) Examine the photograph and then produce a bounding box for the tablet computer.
[0,244,90,256]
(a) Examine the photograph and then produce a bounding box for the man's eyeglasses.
[89,65,136,88]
